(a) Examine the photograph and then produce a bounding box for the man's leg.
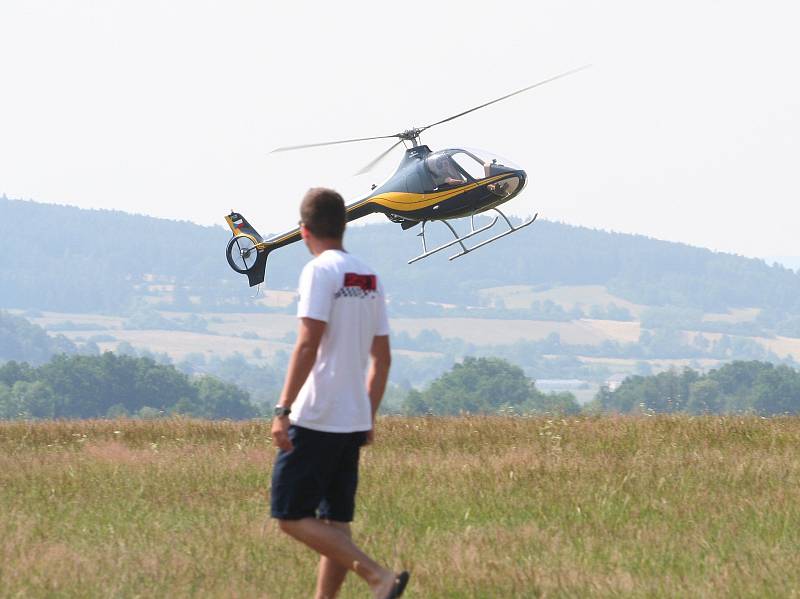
[315,520,351,599]
[278,518,397,599]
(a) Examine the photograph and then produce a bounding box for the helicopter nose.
[518,169,528,188]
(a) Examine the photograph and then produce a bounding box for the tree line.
[0,353,258,420]
[5,352,800,420]
[399,357,800,417]
[4,306,795,404]
[593,360,800,415]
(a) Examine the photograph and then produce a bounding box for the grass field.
[2,417,800,598]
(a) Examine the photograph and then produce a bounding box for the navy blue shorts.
[270,425,367,522]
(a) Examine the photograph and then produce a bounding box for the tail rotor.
[224,211,270,286]
[226,235,260,274]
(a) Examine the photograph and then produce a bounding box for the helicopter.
[225,66,589,287]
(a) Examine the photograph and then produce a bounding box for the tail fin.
[226,211,263,242]
[225,211,303,288]
[226,211,269,287]
[247,249,270,287]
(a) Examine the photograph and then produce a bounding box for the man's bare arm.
[279,317,326,408]
[271,317,326,451]
[365,335,391,443]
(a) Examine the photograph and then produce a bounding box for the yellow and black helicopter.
[225,66,588,287]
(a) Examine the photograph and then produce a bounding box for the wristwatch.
[273,406,291,418]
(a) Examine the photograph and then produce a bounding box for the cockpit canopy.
[424,148,521,190]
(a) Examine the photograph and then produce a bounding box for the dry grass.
[2,417,800,598]
[82,329,294,360]
[389,317,633,346]
[477,285,646,317]
[49,314,437,363]
[702,307,762,324]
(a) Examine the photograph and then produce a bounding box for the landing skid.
[408,208,538,264]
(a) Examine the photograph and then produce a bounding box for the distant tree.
[0,361,36,386]
[401,356,578,416]
[106,403,129,418]
[687,379,723,414]
[443,357,529,414]
[750,364,800,415]
[606,303,634,321]
[402,389,431,415]
[187,353,280,405]
[189,376,258,419]
[529,300,571,322]
[598,360,800,416]
[589,303,633,321]
[0,383,14,419]
[138,406,162,419]
[116,341,137,356]
[599,368,698,413]
[378,384,409,415]
[0,353,259,420]
[523,390,581,415]
[0,311,77,364]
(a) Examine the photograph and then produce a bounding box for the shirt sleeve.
[297,262,335,322]
[375,278,390,336]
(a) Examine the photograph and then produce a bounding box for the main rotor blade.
[421,64,591,131]
[354,140,405,176]
[271,133,400,153]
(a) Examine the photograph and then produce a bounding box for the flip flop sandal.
[385,571,410,599]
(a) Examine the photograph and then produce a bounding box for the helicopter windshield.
[459,148,521,171]
[450,151,486,180]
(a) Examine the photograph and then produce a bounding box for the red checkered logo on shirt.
[335,273,378,299]
[344,273,376,291]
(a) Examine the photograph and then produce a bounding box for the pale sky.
[1,1,798,259]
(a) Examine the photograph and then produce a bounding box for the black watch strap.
[273,406,291,418]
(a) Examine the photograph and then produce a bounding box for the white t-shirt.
[289,249,390,433]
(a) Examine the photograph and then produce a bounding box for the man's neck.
[310,238,344,256]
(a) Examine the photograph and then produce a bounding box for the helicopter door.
[426,152,468,190]
[405,170,424,193]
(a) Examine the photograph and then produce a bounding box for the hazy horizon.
[4,193,800,272]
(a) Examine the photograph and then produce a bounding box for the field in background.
[10,282,798,388]
[390,316,641,346]
[2,417,800,598]
[479,284,647,316]
[16,311,436,363]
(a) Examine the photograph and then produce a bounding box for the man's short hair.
[300,188,346,240]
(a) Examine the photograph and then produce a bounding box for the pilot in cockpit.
[429,155,466,188]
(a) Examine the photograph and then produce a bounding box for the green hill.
[0,311,77,364]
[2,196,799,318]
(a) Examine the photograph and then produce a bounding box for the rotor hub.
[398,128,423,145]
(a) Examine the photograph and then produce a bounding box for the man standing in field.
[270,188,409,599]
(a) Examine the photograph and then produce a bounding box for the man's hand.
[271,416,293,451]
[365,427,375,446]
